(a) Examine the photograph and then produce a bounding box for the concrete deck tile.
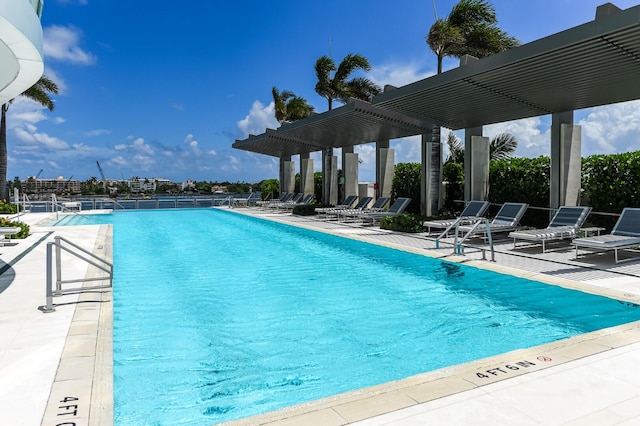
[332,392,418,423]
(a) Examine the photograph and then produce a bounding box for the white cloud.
[367,62,434,89]
[236,101,279,138]
[484,117,550,158]
[54,117,66,124]
[578,100,640,155]
[208,149,217,156]
[85,129,111,136]
[43,25,96,65]
[184,134,201,156]
[131,137,154,155]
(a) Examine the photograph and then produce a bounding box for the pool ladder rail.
[435,216,495,262]
[39,236,113,313]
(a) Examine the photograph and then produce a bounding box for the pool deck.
[2,208,640,425]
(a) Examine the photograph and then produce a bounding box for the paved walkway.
[1,209,640,425]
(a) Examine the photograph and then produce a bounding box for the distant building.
[23,176,81,194]
[212,185,227,194]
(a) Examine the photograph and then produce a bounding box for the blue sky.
[7,0,640,183]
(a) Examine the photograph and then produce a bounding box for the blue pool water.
[57,209,640,425]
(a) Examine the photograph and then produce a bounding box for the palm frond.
[445,132,465,164]
[21,75,59,111]
[334,53,371,83]
[490,133,518,160]
[343,78,381,103]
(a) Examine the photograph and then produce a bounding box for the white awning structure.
[0,0,44,105]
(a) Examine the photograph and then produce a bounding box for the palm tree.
[426,0,519,74]
[445,132,518,164]
[314,53,380,111]
[271,87,314,124]
[489,132,518,160]
[0,75,59,201]
[425,0,519,214]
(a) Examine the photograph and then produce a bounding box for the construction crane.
[96,161,106,181]
[36,169,43,179]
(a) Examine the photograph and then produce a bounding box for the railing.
[434,216,495,261]
[39,236,113,313]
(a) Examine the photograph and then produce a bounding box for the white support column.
[299,152,314,196]
[550,112,581,209]
[464,127,489,202]
[378,148,394,199]
[282,160,295,194]
[343,151,359,202]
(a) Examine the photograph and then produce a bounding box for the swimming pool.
[57,209,640,425]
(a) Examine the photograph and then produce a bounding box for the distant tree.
[260,179,279,200]
[314,53,380,111]
[271,87,314,124]
[0,75,58,201]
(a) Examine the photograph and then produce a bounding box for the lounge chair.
[0,227,21,246]
[256,192,293,208]
[423,201,490,234]
[509,206,592,253]
[326,196,373,220]
[340,197,390,222]
[458,202,529,238]
[358,197,411,225]
[267,193,303,209]
[275,193,315,212]
[572,207,640,263]
[315,195,358,218]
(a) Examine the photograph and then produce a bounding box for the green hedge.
[391,163,421,214]
[380,214,425,233]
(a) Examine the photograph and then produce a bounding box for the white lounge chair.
[423,200,490,234]
[458,202,529,238]
[315,195,358,218]
[0,226,22,246]
[325,196,372,220]
[572,207,640,263]
[358,197,412,225]
[340,197,390,222]
[509,206,592,253]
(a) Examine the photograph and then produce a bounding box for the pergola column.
[342,146,359,202]
[299,152,314,196]
[550,111,581,209]
[376,140,393,199]
[421,130,441,216]
[278,155,291,194]
[464,126,489,202]
[281,156,295,194]
[322,147,338,205]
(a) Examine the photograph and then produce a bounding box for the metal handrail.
[39,236,113,313]
[454,218,495,261]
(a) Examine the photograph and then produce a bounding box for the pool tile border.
[40,224,113,426]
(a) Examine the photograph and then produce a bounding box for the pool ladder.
[39,236,113,313]
[435,217,495,261]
